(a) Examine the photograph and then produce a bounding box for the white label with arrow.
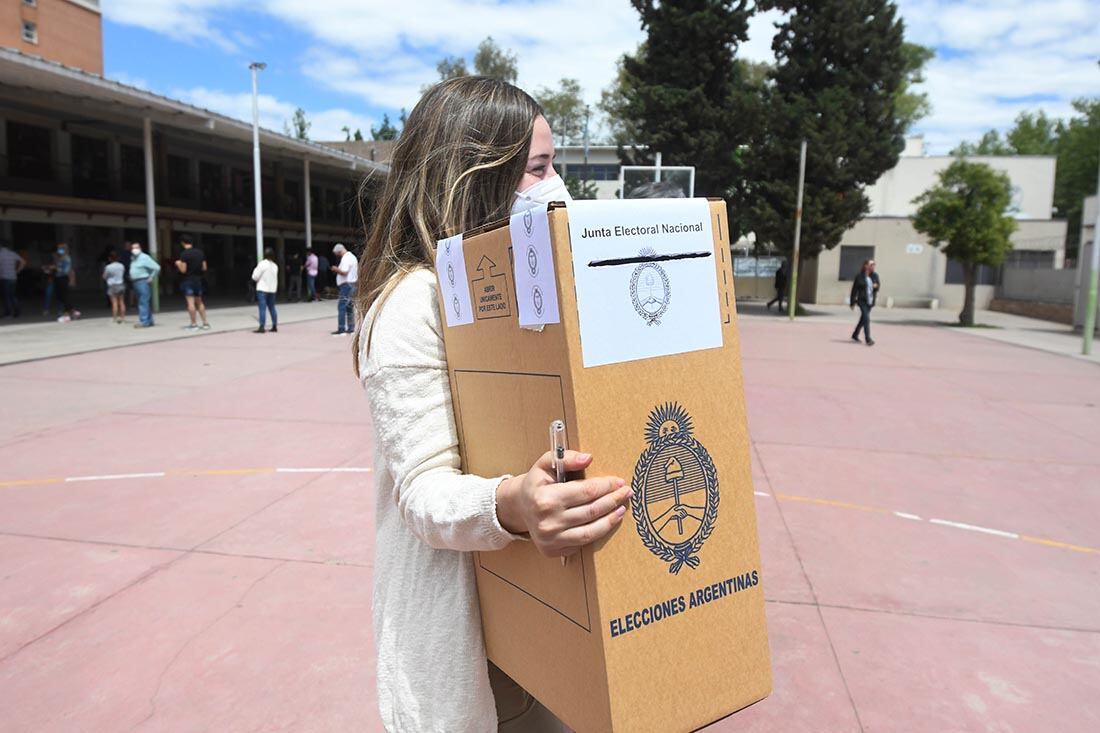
[509,205,560,327]
[435,233,474,327]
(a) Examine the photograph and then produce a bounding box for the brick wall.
[0,0,103,75]
[989,299,1074,325]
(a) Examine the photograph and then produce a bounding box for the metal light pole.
[249,62,267,264]
[1083,146,1100,355]
[788,139,808,320]
[583,105,590,185]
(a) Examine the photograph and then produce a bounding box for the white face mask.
[511,175,572,215]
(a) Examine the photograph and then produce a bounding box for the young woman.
[352,77,632,732]
[102,250,126,323]
[251,248,278,333]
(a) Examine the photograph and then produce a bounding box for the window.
[199,161,225,210]
[1004,250,1055,269]
[166,155,192,199]
[71,135,110,198]
[945,259,999,286]
[6,121,52,180]
[838,245,874,281]
[21,20,37,44]
[120,145,144,192]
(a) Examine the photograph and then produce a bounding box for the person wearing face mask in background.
[50,243,78,322]
[128,243,161,328]
[352,77,624,733]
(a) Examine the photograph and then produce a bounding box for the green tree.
[952,110,1058,156]
[1054,99,1100,258]
[951,100,1099,257]
[436,56,468,80]
[564,175,599,200]
[371,114,398,141]
[733,0,908,275]
[611,1,756,199]
[341,126,365,142]
[285,107,310,140]
[534,78,586,146]
[473,36,518,82]
[895,42,934,133]
[912,160,1017,326]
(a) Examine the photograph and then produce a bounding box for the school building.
[557,137,1067,310]
[1,0,387,306]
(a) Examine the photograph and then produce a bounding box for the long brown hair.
[352,76,541,370]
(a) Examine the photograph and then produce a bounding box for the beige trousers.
[490,663,572,733]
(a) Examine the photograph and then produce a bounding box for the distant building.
[0,0,102,75]
[558,136,1067,311]
[806,137,1066,311]
[0,43,387,304]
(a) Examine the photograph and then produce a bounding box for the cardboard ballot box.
[433,198,771,733]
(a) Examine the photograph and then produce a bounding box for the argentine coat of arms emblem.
[629,248,670,326]
[632,402,720,574]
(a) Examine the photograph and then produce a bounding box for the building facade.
[0,0,102,75]
[0,47,386,307]
[558,137,1067,311]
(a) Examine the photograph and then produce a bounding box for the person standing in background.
[850,259,880,346]
[304,246,319,301]
[129,242,161,328]
[766,261,788,312]
[0,240,25,318]
[52,243,78,322]
[330,243,357,336]
[252,248,279,334]
[102,251,127,323]
[175,234,210,331]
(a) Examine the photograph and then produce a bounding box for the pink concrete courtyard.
[1,312,1098,732]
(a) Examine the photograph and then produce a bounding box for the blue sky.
[101,0,1099,153]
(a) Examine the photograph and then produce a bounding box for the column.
[143,117,159,312]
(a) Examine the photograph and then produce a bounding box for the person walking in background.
[175,234,210,331]
[51,243,78,322]
[252,248,279,334]
[102,251,127,323]
[850,259,880,346]
[766,261,788,312]
[330,243,357,336]
[304,246,319,301]
[0,240,25,318]
[129,242,161,328]
[286,252,302,302]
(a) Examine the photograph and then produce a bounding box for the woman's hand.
[496,451,632,558]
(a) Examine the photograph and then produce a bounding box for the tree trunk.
[959,263,976,326]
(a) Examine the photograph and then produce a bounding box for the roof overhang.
[0,47,389,176]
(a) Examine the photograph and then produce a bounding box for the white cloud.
[106,0,1100,152]
[102,0,245,53]
[171,87,375,141]
[896,0,1100,152]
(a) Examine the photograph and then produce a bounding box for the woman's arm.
[366,362,523,552]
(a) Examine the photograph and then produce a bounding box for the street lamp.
[249,61,267,264]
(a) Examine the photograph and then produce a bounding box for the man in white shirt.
[331,243,358,335]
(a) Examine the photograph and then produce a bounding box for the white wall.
[813,218,1067,311]
[865,156,1056,220]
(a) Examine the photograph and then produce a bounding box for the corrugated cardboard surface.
[439,200,771,733]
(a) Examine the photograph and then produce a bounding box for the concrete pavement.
[1,312,1097,731]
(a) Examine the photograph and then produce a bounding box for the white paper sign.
[435,234,474,327]
[566,199,723,368]
[509,206,561,327]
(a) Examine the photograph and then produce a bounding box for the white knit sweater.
[358,267,522,733]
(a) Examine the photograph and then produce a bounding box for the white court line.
[65,472,166,483]
[275,467,373,474]
[929,518,1018,539]
[894,511,922,521]
[754,491,770,497]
